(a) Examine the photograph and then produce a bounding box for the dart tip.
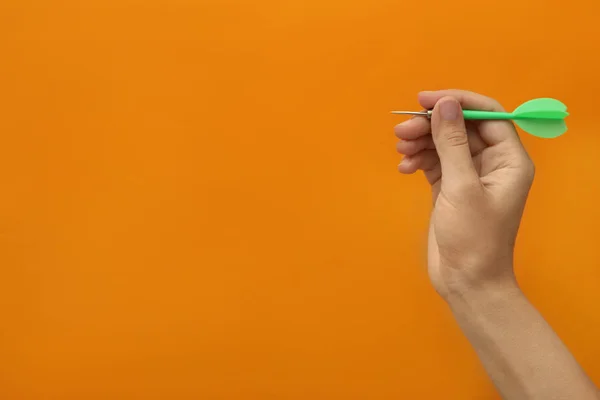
[390,111,430,116]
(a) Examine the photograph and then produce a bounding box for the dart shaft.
[462,110,513,120]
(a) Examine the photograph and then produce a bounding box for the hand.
[395,90,535,299]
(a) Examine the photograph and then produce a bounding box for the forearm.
[447,278,598,400]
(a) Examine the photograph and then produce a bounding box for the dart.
[391,98,569,139]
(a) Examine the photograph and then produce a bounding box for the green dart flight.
[391,98,569,139]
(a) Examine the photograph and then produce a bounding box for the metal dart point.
[390,110,432,118]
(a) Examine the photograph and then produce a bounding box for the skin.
[395,90,599,400]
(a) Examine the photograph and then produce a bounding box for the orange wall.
[1,1,600,398]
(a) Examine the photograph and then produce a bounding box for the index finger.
[418,89,505,112]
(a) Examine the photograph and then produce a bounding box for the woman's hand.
[395,90,535,299]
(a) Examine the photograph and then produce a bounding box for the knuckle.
[449,89,504,111]
[490,101,504,112]
[443,128,469,147]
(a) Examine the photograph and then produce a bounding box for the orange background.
[1,0,600,398]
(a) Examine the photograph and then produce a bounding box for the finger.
[396,135,435,156]
[430,97,478,183]
[394,116,431,140]
[419,90,520,147]
[398,149,439,175]
[419,89,504,111]
[397,127,485,157]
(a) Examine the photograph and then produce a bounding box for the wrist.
[444,274,522,310]
[438,255,520,303]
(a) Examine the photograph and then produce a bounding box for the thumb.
[431,97,478,184]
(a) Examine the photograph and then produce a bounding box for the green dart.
[391,98,569,139]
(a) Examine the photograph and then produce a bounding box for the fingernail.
[440,99,460,120]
